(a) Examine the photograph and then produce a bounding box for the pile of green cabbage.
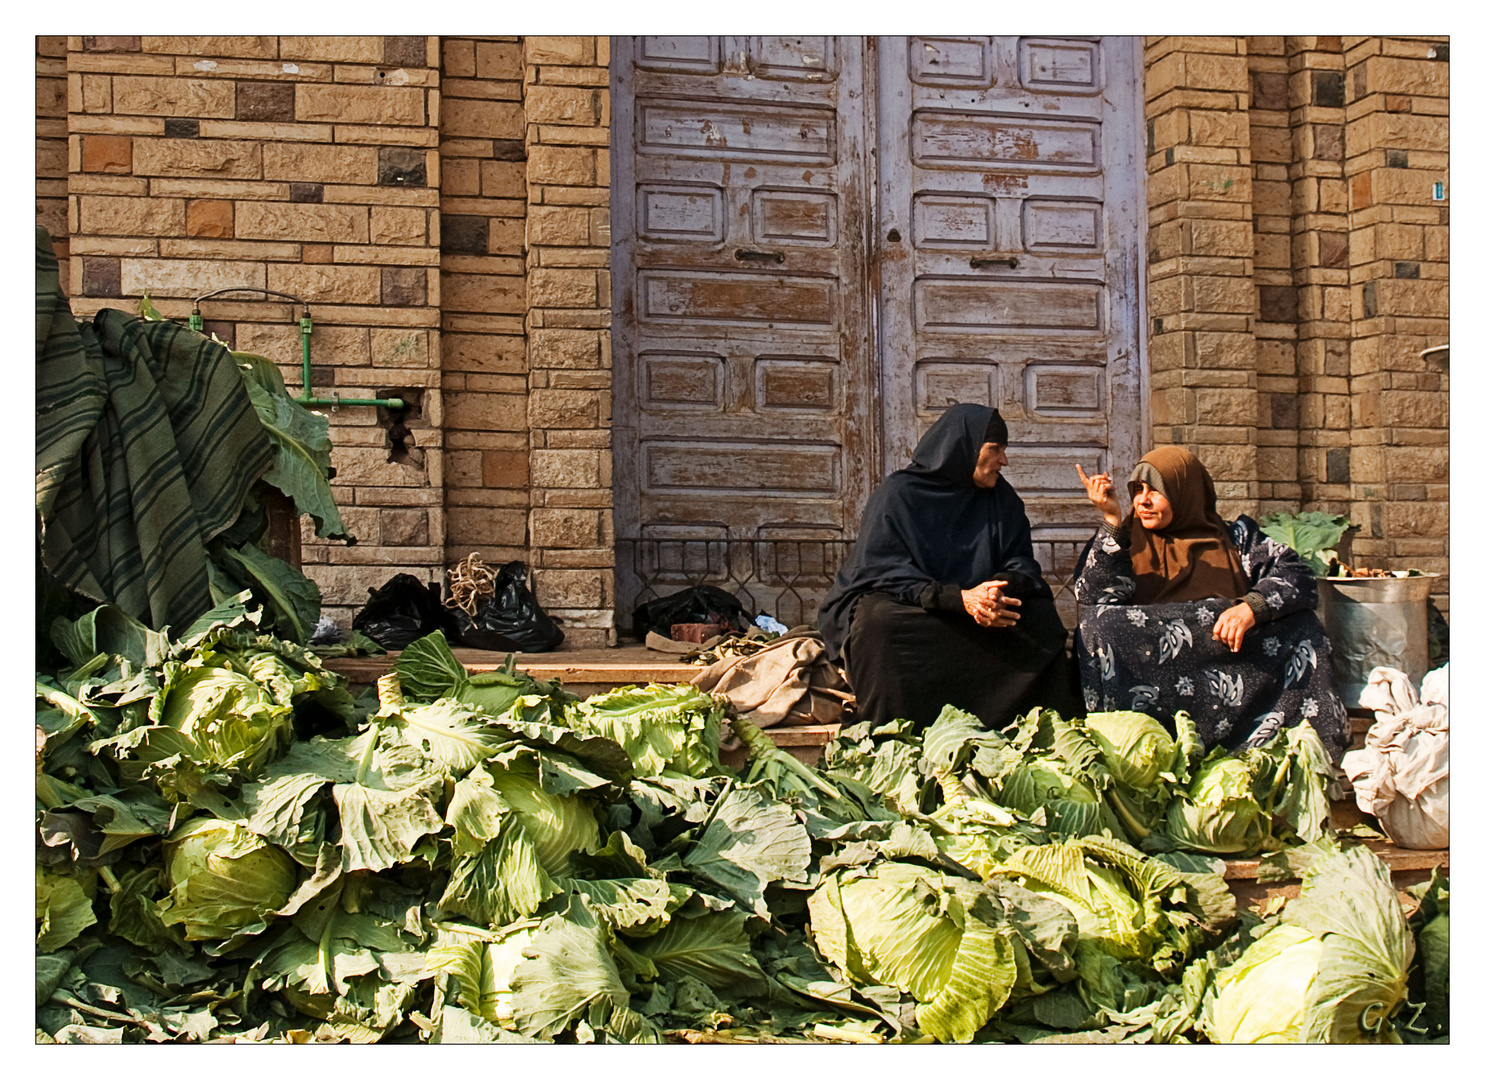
[36,611,1444,1045]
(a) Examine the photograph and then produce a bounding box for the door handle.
[970,256,1019,269]
[735,249,785,264]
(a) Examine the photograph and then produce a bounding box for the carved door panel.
[611,37,873,624]
[876,35,1147,568]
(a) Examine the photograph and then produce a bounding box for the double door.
[611,36,1146,623]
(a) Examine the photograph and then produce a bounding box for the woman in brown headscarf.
[1071,447,1348,761]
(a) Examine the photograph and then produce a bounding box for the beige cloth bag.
[1342,664,1449,850]
[690,628,853,746]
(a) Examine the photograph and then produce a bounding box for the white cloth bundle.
[1342,663,1448,850]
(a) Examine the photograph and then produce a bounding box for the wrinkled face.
[1130,481,1175,530]
[972,443,1007,488]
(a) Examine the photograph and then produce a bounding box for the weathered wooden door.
[876,35,1146,556]
[612,36,1146,626]
[611,37,874,624]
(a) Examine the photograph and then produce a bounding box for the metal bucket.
[1317,573,1438,707]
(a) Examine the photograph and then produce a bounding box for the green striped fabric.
[36,227,274,631]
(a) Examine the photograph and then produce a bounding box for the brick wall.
[1343,37,1450,611]
[60,35,446,627]
[1144,37,1261,508]
[523,37,614,647]
[38,37,69,271]
[439,38,531,572]
[1147,35,1448,613]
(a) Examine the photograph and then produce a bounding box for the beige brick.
[235,202,369,243]
[528,268,597,308]
[267,263,383,304]
[237,322,369,365]
[528,204,589,246]
[529,387,602,429]
[1383,501,1448,539]
[1187,109,1249,147]
[69,236,156,256]
[480,159,526,198]
[441,96,524,140]
[112,76,235,117]
[442,273,525,315]
[442,159,480,196]
[1190,275,1256,314]
[526,86,599,125]
[525,37,595,65]
[531,507,599,548]
[78,194,186,235]
[475,41,524,78]
[447,391,527,432]
[1379,389,1448,427]
[330,446,432,487]
[262,142,378,183]
[120,257,266,297]
[370,328,431,368]
[531,568,602,608]
[447,507,527,546]
[380,508,430,546]
[140,36,278,57]
[528,144,595,186]
[332,245,439,266]
[279,36,384,64]
[370,206,427,244]
[1361,55,1449,97]
[442,39,477,78]
[332,125,439,147]
[132,138,262,178]
[295,84,426,125]
[530,448,601,488]
[159,238,299,260]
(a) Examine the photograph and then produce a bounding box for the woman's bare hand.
[1212,603,1256,653]
[1076,463,1123,527]
[962,580,1021,628]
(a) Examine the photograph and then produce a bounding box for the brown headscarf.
[1127,446,1248,603]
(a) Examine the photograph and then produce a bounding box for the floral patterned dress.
[1074,514,1349,760]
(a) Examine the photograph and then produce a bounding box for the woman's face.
[1130,481,1174,530]
[973,443,1007,488]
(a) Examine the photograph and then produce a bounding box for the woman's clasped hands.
[963,579,1021,628]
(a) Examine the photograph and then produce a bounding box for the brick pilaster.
[523,37,614,646]
[1344,36,1449,609]
[1143,37,1260,514]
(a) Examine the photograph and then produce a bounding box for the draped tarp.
[35,227,274,630]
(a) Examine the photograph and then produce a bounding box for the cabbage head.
[1163,756,1269,855]
[1204,843,1413,1043]
[153,659,294,773]
[808,861,1028,1043]
[427,920,540,1030]
[1000,758,1111,838]
[1083,711,1177,791]
[157,817,298,941]
[1207,923,1323,1042]
[488,760,600,877]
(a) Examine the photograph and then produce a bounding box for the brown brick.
[483,450,530,488]
[1251,69,1289,110]
[383,36,428,68]
[236,81,295,122]
[79,194,187,235]
[185,199,233,238]
[442,39,477,78]
[112,75,235,117]
[235,202,368,243]
[440,215,489,255]
[378,146,427,187]
[83,36,141,52]
[296,84,425,125]
[381,267,427,306]
[81,135,133,174]
[441,97,524,140]
[82,257,122,297]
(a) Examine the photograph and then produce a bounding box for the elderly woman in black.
[819,404,1078,730]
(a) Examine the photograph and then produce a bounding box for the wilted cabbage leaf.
[566,684,722,778]
[36,866,97,952]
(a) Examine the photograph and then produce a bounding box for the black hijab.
[817,403,1047,660]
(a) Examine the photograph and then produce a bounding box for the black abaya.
[819,404,1074,729]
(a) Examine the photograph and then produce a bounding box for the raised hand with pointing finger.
[1075,462,1123,528]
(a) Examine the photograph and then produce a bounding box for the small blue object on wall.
[1432,182,1445,201]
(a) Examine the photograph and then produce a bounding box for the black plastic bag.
[351,573,447,650]
[450,560,564,653]
[631,585,754,640]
